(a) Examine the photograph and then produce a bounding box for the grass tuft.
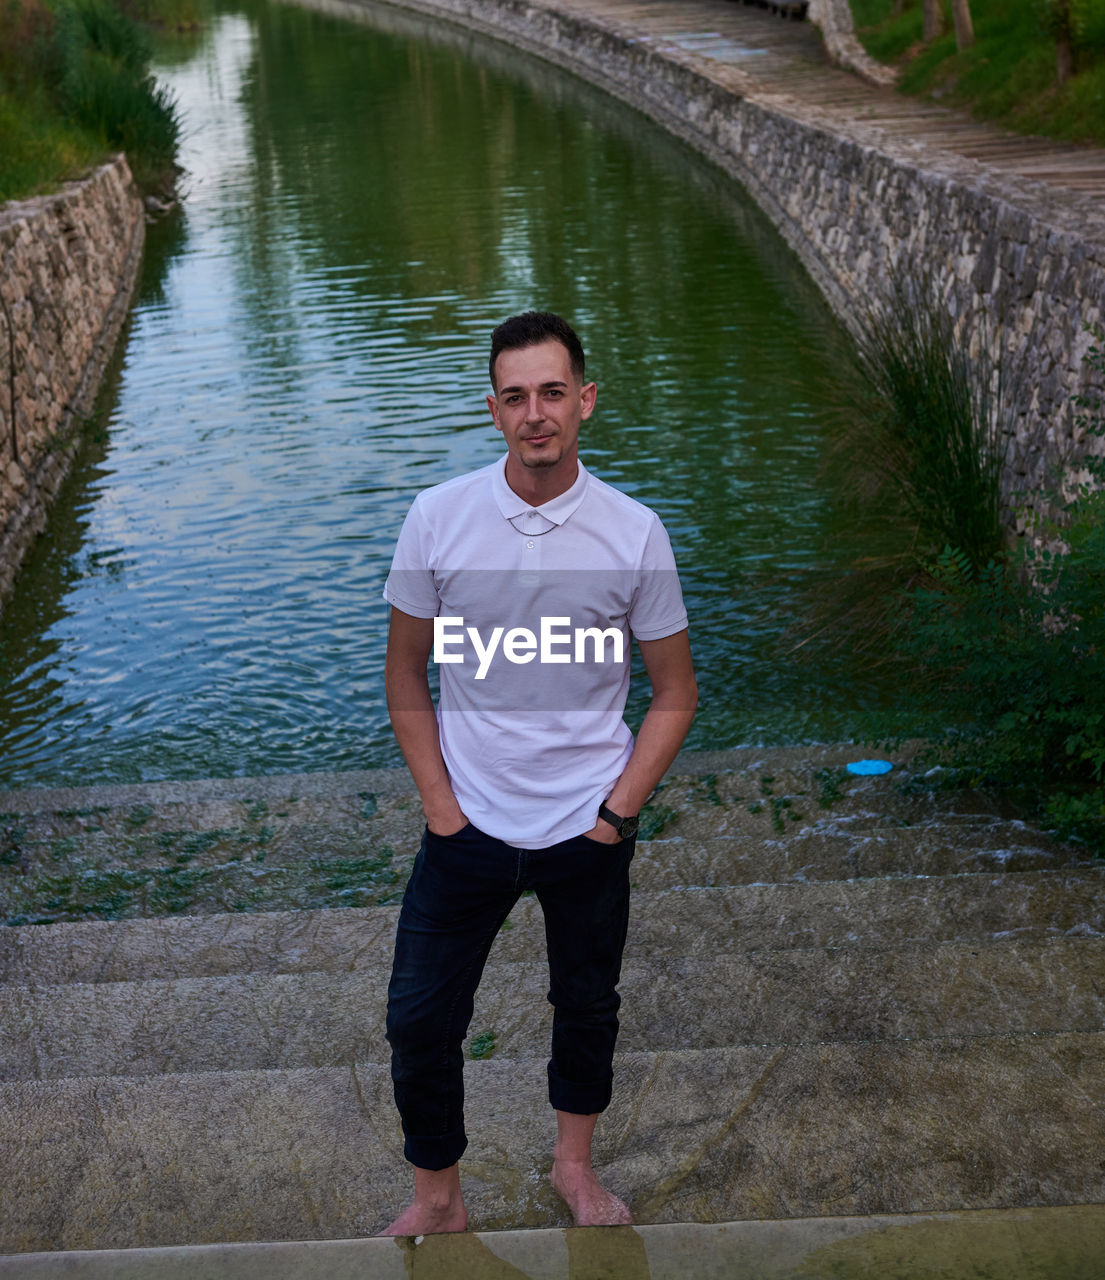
[853,284,1009,572]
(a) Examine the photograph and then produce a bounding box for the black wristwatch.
[598,799,639,840]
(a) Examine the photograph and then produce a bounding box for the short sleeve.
[382,496,441,619]
[627,514,689,641]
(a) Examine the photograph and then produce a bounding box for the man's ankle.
[552,1150,590,1169]
[413,1162,463,1206]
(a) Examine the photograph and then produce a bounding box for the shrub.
[876,327,1105,851]
[786,272,1014,665]
[838,274,1012,574]
[54,0,180,190]
[0,0,180,198]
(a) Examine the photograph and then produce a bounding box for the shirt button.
[528,511,538,519]
[527,540,535,549]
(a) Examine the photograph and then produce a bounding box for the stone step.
[2,1035,1102,1250]
[4,1205,1105,1279]
[0,765,1037,852]
[635,827,1089,888]
[3,868,1103,985]
[0,751,1041,853]
[4,749,1084,928]
[3,817,1083,928]
[3,938,1103,1081]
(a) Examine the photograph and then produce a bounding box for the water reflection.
[388,1225,652,1277]
[0,0,900,787]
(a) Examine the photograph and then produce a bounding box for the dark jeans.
[385,821,635,1170]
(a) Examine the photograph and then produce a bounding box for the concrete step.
[3,868,1103,985]
[2,1036,1102,1250]
[635,827,1090,888]
[4,937,1103,1081]
[4,1205,1105,1279]
[0,763,1037,852]
[4,750,1086,926]
[3,817,1084,928]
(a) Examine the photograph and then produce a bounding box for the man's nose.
[525,393,544,421]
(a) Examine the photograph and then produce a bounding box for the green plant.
[125,802,153,828]
[850,0,1105,145]
[637,801,677,840]
[789,269,1015,665]
[0,0,181,198]
[469,1031,496,1060]
[55,0,181,189]
[873,327,1105,850]
[814,767,847,808]
[844,274,1011,573]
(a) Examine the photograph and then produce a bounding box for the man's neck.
[504,456,579,508]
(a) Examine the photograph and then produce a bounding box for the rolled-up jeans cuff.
[404,1125,468,1171]
[547,1063,613,1115]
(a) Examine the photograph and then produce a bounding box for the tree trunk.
[923,0,942,44]
[951,0,974,50]
[1054,0,1076,84]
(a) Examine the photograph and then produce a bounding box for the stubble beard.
[520,440,560,469]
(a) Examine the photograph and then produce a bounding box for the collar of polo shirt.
[492,454,591,535]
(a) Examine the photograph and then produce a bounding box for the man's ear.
[487,393,503,433]
[580,382,597,420]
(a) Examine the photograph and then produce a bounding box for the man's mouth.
[525,433,553,444]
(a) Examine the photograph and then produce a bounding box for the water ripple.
[0,2,903,786]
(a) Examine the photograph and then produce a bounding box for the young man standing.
[381,312,696,1235]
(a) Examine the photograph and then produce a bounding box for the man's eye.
[545,390,563,399]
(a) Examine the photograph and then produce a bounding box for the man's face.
[487,339,597,481]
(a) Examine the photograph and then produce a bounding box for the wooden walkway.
[556,0,1105,200]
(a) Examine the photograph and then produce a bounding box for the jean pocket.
[426,820,474,840]
[577,831,626,849]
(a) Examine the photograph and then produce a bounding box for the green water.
[0,0,899,788]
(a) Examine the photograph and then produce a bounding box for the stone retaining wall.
[365,0,1105,507]
[0,155,145,610]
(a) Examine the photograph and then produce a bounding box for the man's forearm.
[385,665,464,829]
[604,686,697,818]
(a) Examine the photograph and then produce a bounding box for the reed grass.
[0,0,181,200]
[783,271,1012,676]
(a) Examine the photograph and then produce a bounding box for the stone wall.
[361,0,1105,507]
[0,155,145,609]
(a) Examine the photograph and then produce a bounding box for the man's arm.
[384,606,468,836]
[585,628,698,843]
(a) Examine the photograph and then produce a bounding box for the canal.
[0,0,903,788]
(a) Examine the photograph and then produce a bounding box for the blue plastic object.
[846,760,893,776]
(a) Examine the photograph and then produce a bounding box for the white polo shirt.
[383,454,688,847]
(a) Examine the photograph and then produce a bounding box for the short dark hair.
[489,312,586,390]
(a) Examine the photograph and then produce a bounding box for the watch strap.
[598,801,639,839]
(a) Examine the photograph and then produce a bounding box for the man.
[381,312,696,1236]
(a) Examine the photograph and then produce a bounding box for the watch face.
[621,815,639,839]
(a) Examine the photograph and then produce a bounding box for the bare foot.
[379,1199,468,1237]
[550,1159,633,1226]
[379,1164,468,1236]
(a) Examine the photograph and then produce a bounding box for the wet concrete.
[3,1206,1105,1277]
